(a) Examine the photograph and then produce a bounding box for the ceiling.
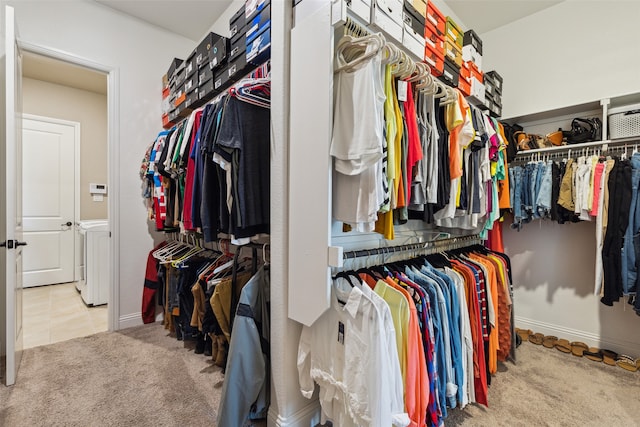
[443,0,564,34]
[22,51,107,95]
[94,0,235,41]
[90,0,565,42]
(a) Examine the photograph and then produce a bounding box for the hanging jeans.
[602,159,632,306]
[536,161,553,218]
[621,154,640,295]
[509,166,524,230]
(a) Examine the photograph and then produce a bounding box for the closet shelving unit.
[289,0,486,326]
[505,92,640,158]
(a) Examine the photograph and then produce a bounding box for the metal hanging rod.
[337,234,483,263]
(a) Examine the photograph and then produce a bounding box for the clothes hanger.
[334,33,384,74]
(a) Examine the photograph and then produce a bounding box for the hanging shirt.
[298,282,410,427]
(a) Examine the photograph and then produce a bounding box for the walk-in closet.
[2,1,639,426]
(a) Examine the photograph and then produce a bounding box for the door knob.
[15,241,27,247]
[62,221,72,227]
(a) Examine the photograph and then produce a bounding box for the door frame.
[22,114,80,283]
[18,41,119,332]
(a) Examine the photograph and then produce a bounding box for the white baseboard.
[118,312,144,330]
[515,316,640,355]
[268,401,321,427]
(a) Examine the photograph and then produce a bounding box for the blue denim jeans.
[510,166,524,229]
[533,162,545,218]
[536,161,553,218]
[622,153,640,294]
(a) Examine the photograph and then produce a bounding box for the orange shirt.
[469,254,499,375]
[383,277,428,427]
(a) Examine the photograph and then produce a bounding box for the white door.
[22,117,76,287]
[1,4,24,386]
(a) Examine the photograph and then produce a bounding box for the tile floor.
[22,282,108,349]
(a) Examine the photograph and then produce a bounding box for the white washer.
[77,220,109,306]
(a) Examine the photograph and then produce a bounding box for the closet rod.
[341,234,483,261]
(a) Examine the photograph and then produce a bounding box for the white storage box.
[462,45,482,71]
[609,103,640,139]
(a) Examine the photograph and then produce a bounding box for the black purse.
[564,117,602,144]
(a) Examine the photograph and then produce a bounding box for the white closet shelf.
[504,92,640,151]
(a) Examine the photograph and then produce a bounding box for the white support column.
[269,0,321,425]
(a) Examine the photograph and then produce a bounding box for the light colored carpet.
[0,323,224,427]
[446,340,640,426]
[1,324,638,426]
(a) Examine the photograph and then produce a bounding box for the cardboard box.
[403,23,426,59]
[424,42,444,76]
[196,32,224,67]
[425,1,446,39]
[247,27,271,66]
[246,4,271,44]
[246,0,270,20]
[229,32,247,62]
[185,51,197,78]
[199,78,215,100]
[230,4,246,38]
[166,58,183,80]
[198,65,213,86]
[463,29,483,55]
[208,36,229,70]
[228,51,252,80]
[214,64,233,91]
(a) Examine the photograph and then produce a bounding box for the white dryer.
[76,220,109,306]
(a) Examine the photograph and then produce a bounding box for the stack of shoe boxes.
[439,16,462,87]
[194,32,228,100]
[462,29,485,107]
[245,0,271,69]
[371,0,404,44]
[228,4,250,81]
[162,0,274,128]
[484,70,503,117]
[161,73,174,129]
[166,58,185,124]
[424,0,445,76]
[184,50,199,109]
[402,0,426,59]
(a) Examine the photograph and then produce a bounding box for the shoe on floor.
[584,347,603,362]
[555,339,572,353]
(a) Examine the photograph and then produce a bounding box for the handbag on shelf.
[564,117,602,144]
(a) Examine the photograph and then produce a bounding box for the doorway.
[20,52,109,349]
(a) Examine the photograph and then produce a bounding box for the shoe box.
[424,38,445,76]
[425,1,446,39]
[458,61,471,96]
[246,2,270,45]
[462,29,482,71]
[445,16,463,48]
[484,70,503,117]
[444,39,462,67]
[345,0,372,24]
[424,0,445,77]
[371,0,403,45]
[438,57,460,88]
[230,4,246,41]
[403,0,426,59]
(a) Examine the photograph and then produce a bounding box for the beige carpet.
[446,341,640,426]
[0,323,224,427]
[1,324,639,426]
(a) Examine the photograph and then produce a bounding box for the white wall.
[9,0,195,328]
[22,77,108,220]
[480,1,640,119]
[481,1,640,354]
